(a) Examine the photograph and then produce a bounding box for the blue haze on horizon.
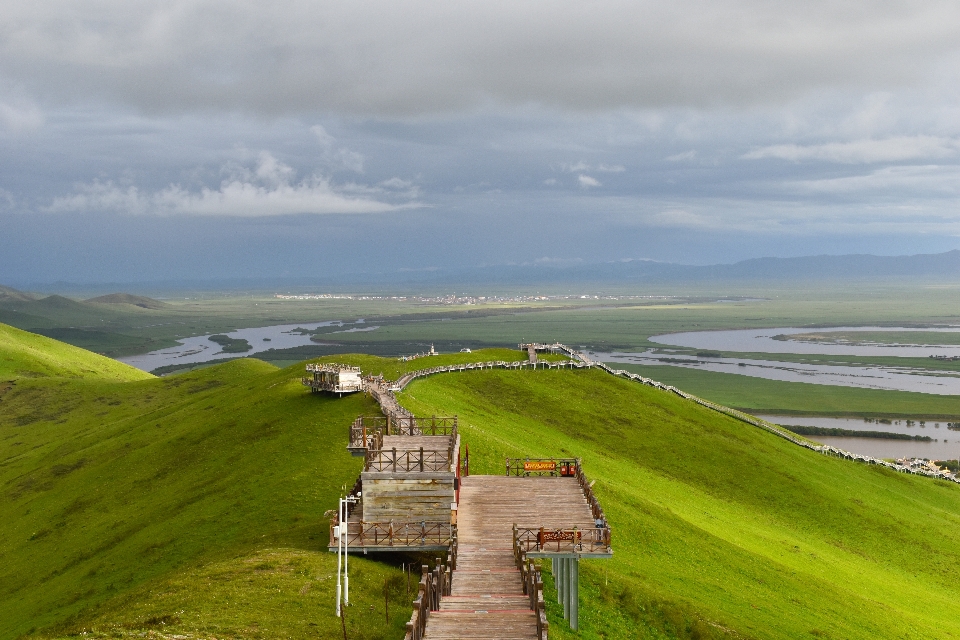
[2,1,960,284]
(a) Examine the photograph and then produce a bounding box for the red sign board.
[524,461,557,472]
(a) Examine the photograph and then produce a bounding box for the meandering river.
[119,321,350,371]
[649,326,960,357]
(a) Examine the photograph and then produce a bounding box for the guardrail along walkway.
[421,475,598,639]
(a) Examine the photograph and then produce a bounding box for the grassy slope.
[7,331,960,638]
[0,350,417,639]
[0,323,153,382]
[616,362,960,418]
[399,368,960,639]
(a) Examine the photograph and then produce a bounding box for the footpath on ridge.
[319,342,958,640]
[320,346,613,640]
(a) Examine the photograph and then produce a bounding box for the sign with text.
[524,460,557,472]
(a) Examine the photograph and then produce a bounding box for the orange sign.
[524,461,557,472]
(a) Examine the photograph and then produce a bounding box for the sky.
[3,1,960,285]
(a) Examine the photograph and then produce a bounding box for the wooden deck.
[422,476,594,639]
[379,435,452,454]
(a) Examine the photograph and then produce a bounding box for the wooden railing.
[505,457,579,477]
[403,559,454,640]
[505,457,608,529]
[573,459,607,528]
[349,415,457,448]
[364,446,453,472]
[514,525,611,554]
[330,521,455,548]
[513,526,549,640]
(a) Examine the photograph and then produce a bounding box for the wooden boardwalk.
[422,476,595,639]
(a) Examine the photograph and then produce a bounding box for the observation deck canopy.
[302,363,363,395]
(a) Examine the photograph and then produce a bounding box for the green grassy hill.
[84,293,169,310]
[4,330,960,639]
[0,323,153,381]
[398,369,960,639]
[1,339,415,639]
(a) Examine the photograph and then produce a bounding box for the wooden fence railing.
[403,559,454,640]
[349,415,457,449]
[514,525,611,554]
[364,446,453,473]
[573,459,607,528]
[505,457,579,477]
[330,521,455,548]
[513,526,549,640]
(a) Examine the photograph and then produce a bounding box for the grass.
[0,339,548,640]
[614,362,960,419]
[7,324,960,638]
[0,323,153,382]
[398,367,960,639]
[0,334,420,639]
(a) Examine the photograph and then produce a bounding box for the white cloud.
[46,152,416,216]
[543,178,558,186]
[557,161,625,173]
[794,164,960,195]
[310,124,365,172]
[743,136,960,163]
[0,100,43,132]
[665,150,697,162]
[578,175,601,188]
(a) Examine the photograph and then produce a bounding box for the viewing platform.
[314,357,612,637]
[302,363,363,395]
[329,416,461,553]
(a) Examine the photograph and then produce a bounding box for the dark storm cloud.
[2,1,960,283]
[2,1,959,115]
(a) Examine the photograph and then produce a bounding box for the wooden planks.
[422,476,595,639]
[360,474,454,522]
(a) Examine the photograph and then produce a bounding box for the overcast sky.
[3,1,960,285]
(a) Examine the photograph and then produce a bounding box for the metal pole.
[344,498,350,605]
[336,498,343,616]
[570,557,579,631]
[552,558,560,604]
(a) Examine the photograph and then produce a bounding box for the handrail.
[350,415,458,442]
[506,457,579,477]
[364,447,453,473]
[514,525,611,554]
[330,521,455,548]
[505,457,608,529]
[513,525,549,640]
[403,559,454,640]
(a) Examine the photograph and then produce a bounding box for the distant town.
[273,293,677,305]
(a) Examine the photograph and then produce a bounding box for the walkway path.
[422,476,595,639]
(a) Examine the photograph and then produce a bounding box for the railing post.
[393,447,397,473]
[420,446,424,472]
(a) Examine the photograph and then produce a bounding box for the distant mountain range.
[8,250,960,292]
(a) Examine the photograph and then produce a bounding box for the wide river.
[118,321,359,371]
[592,325,960,458]
[649,326,960,357]
[755,415,960,459]
[591,326,960,396]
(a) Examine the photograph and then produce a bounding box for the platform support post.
[569,556,579,631]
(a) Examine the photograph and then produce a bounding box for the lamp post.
[336,493,360,616]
